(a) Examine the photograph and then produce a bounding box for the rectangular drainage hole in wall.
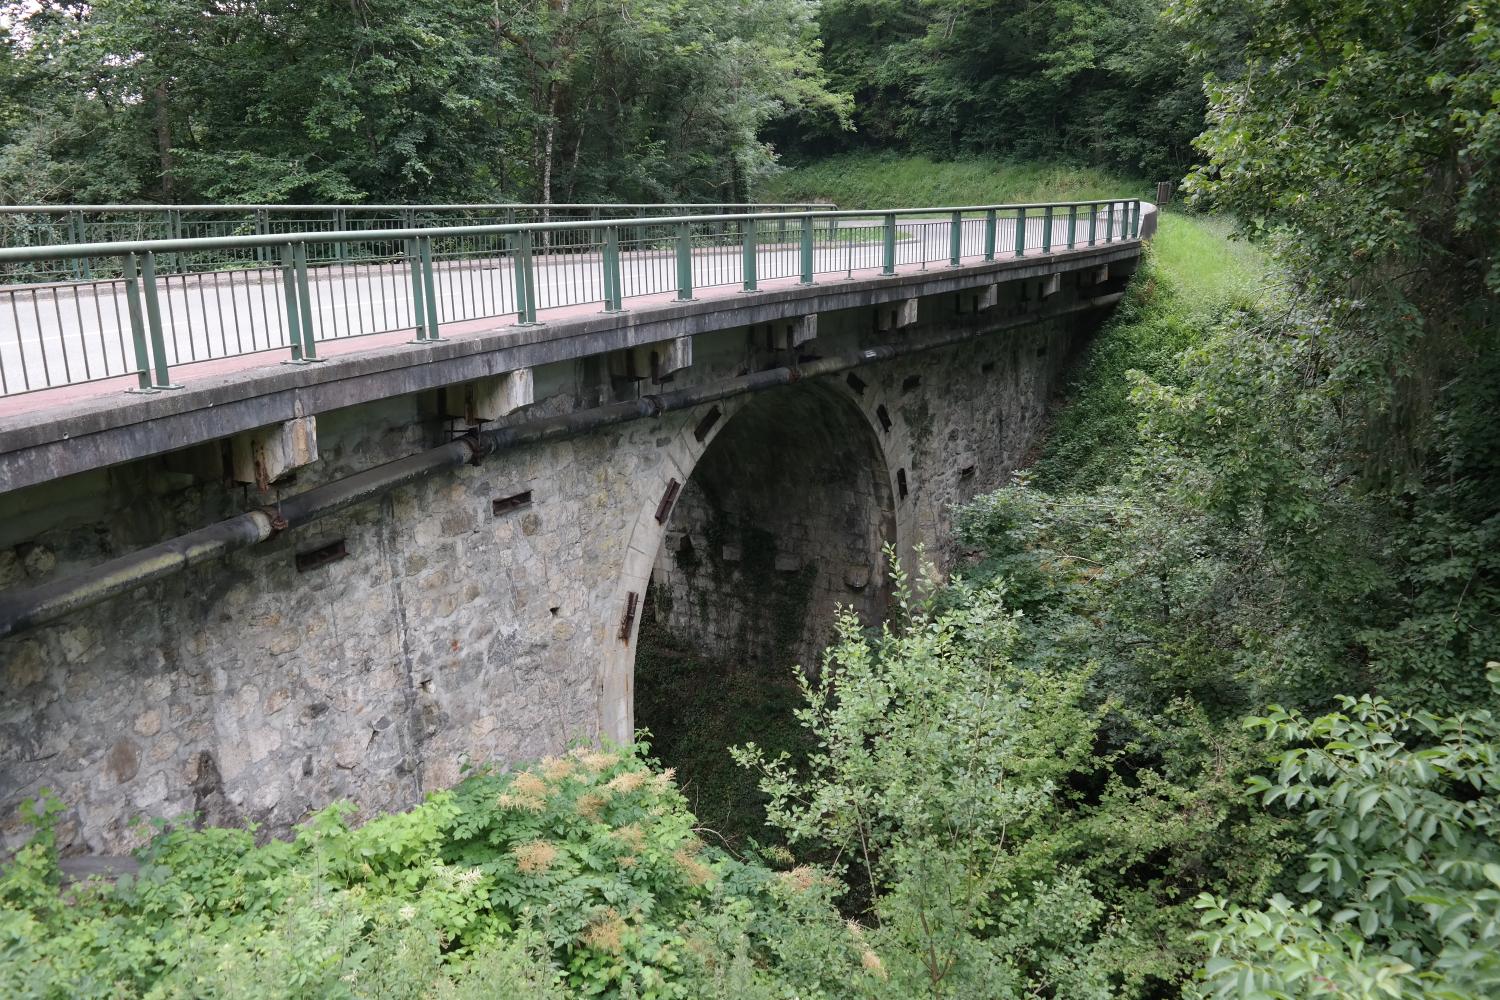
[981,361,996,374]
[901,374,921,394]
[693,405,722,443]
[876,404,892,432]
[493,490,533,516]
[897,469,909,500]
[295,538,347,573]
[961,465,976,478]
[845,372,866,396]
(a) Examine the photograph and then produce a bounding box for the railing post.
[294,241,321,360]
[513,230,538,324]
[1014,207,1027,257]
[675,223,695,301]
[419,235,440,339]
[602,226,624,312]
[799,215,815,284]
[1067,205,1078,250]
[1088,204,1098,246]
[122,253,155,393]
[741,217,758,292]
[67,211,87,280]
[1110,202,1120,242]
[1042,205,1054,254]
[1131,200,1141,238]
[167,208,183,272]
[281,243,307,362]
[984,209,997,261]
[948,210,963,266]
[334,208,347,262]
[882,213,896,275]
[140,251,179,388]
[405,238,426,340]
[255,209,270,264]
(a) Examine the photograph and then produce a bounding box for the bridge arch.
[601,380,899,749]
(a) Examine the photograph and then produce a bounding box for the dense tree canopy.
[0,0,848,204]
[769,0,1207,178]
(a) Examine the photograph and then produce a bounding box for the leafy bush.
[0,745,870,999]
[1193,665,1500,999]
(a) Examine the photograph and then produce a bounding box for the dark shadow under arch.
[634,382,896,840]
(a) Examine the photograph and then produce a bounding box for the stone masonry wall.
[0,300,1091,856]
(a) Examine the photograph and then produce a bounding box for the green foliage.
[0,0,848,204]
[1192,666,1500,998]
[780,0,1206,178]
[0,746,870,999]
[736,557,1123,998]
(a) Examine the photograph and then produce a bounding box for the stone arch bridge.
[0,201,1153,854]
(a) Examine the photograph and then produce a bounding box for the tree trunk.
[154,81,174,201]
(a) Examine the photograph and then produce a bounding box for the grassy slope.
[757,151,1150,208]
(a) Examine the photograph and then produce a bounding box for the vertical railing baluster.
[984,209,997,261]
[799,216,814,284]
[167,208,183,273]
[1067,205,1077,250]
[514,230,538,324]
[1088,204,1098,246]
[1014,207,1027,258]
[255,209,269,264]
[882,213,896,274]
[741,217,757,292]
[335,208,347,262]
[602,226,624,312]
[294,242,320,360]
[675,223,694,301]
[420,235,440,339]
[140,251,179,387]
[67,212,84,280]
[123,253,155,393]
[1042,205,1054,254]
[281,243,308,362]
[406,238,426,339]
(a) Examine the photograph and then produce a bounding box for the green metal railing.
[0,202,830,270]
[0,199,1142,399]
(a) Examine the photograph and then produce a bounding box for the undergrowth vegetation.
[0,747,876,999]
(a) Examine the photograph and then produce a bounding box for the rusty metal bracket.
[256,504,289,534]
[655,479,681,523]
[618,591,639,642]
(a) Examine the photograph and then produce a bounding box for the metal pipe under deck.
[0,291,1123,641]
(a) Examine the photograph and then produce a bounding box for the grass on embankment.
[757,151,1149,208]
[1029,211,1268,492]
[757,153,1267,491]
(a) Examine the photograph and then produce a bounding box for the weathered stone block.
[230,416,318,491]
[876,297,919,331]
[444,369,535,424]
[770,315,817,350]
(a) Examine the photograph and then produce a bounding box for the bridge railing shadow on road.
[0,199,1142,400]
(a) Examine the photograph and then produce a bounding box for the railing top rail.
[0,200,1141,263]
[1,202,828,214]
